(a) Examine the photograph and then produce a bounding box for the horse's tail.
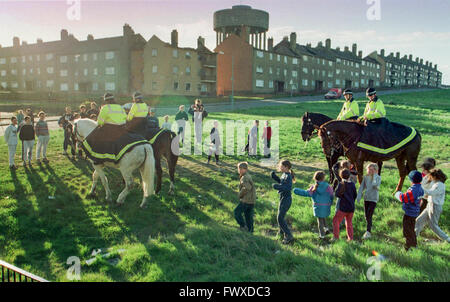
[140,144,155,200]
[168,131,179,165]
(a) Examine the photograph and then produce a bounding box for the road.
[0,88,437,136]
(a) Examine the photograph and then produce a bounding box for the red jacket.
[263,126,272,140]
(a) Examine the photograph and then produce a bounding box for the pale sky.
[1,0,449,83]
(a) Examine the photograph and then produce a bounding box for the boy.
[19,116,35,166]
[35,111,50,163]
[175,105,189,144]
[395,170,424,251]
[161,115,172,131]
[248,120,259,157]
[357,163,381,239]
[4,116,19,170]
[234,162,256,233]
[79,105,88,118]
[58,106,75,156]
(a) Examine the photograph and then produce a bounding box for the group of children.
[234,158,449,250]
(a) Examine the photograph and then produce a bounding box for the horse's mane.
[320,120,364,146]
[303,112,333,121]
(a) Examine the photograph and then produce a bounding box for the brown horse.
[318,120,421,193]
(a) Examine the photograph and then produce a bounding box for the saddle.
[144,127,169,144]
[81,124,148,164]
[356,118,417,157]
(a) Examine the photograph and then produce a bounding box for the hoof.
[86,193,96,199]
[106,198,113,203]
[168,190,175,196]
[139,202,148,209]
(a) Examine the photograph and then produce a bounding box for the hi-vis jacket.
[97,104,127,126]
[363,98,386,120]
[337,99,359,120]
[127,102,149,121]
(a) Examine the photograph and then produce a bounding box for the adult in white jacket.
[4,116,19,169]
[415,169,449,242]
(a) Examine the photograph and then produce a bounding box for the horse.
[141,128,179,195]
[318,120,421,193]
[73,119,156,208]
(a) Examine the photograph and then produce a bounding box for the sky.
[0,0,449,83]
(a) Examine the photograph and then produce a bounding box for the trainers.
[362,231,372,240]
[239,226,248,232]
[282,237,294,245]
[36,159,41,164]
[324,228,331,235]
[28,161,32,166]
[43,158,49,163]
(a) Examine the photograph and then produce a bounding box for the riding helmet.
[343,89,353,95]
[133,91,143,101]
[103,92,114,101]
[366,87,377,96]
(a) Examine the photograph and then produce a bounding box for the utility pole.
[231,54,234,110]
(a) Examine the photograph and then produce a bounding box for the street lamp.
[218,51,234,110]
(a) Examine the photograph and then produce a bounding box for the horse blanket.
[143,127,169,144]
[81,124,148,164]
[356,118,417,157]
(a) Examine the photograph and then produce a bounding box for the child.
[16,110,24,126]
[161,115,172,131]
[58,107,75,156]
[271,160,295,244]
[175,105,189,144]
[262,121,272,158]
[394,171,424,251]
[207,120,221,165]
[415,169,449,242]
[234,162,256,233]
[19,116,35,167]
[249,120,259,157]
[420,158,436,214]
[294,171,334,239]
[35,111,50,163]
[332,169,357,241]
[79,105,88,118]
[357,163,382,239]
[332,160,357,190]
[4,116,18,170]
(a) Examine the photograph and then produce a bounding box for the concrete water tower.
[214,5,269,49]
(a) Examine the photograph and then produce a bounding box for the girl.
[161,115,172,131]
[35,111,50,163]
[271,160,295,244]
[357,163,381,239]
[420,158,436,214]
[332,169,357,241]
[415,169,449,242]
[294,171,334,239]
[207,120,221,165]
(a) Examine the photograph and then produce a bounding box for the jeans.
[415,202,449,241]
[234,202,254,233]
[22,140,34,162]
[277,199,293,239]
[333,210,354,240]
[8,144,17,166]
[403,215,417,250]
[364,201,377,232]
[36,135,50,160]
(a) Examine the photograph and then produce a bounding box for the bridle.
[73,121,84,142]
[301,115,319,141]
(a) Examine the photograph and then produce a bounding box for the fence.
[0,260,49,282]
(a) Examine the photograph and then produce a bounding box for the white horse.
[73,119,155,208]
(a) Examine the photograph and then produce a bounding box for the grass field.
[0,89,449,282]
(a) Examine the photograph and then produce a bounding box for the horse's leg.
[116,170,134,205]
[326,156,334,184]
[95,165,112,203]
[394,154,407,194]
[140,145,156,209]
[155,155,162,195]
[377,161,383,176]
[167,152,178,195]
[355,160,364,184]
[88,169,99,197]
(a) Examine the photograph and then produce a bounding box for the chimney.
[290,32,297,49]
[123,23,134,37]
[336,46,340,51]
[409,54,413,61]
[434,64,437,69]
[318,41,323,47]
[61,29,68,40]
[352,43,357,55]
[358,50,363,58]
[325,38,331,49]
[306,43,312,48]
[344,46,349,52]
[425,60,429,66]
[13,36,20,47]
[283,36,288,42]
[380,49,385,57]
[21,41,27,46]
[87,34,94,41]
[416,57,419,63]
[268,37,274,51]
[37,38,43,44]
[390,52,394,57]
[197,36,205,49]
[403,55,407,59]
[420,59,423,65]
[171,29,178,47]
[396,52,400,59]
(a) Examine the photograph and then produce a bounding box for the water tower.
[214,5,269,49]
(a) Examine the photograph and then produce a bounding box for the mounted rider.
[361,88,386,122]
[97,93,127,128]
[126,91,148,134]
[337,89,359,120]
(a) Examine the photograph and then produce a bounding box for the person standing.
[87,102,99,117]
[127,92,149,134]
[79,105,89,118]
[332,169,357,241]
[357,163,381,239]
[337,89,359,120]
[420,158,436,213]
[146,108,159,129]
[234,162,256,233]
[206,120,221,165]
[4,116,19,170]
[192,99,204,145]
[415,169,449,242]
[35,111,50,164]
[394,171,424,251]
[58,106,75,156]
[249,120,259,157]
[175,105,189,144]
[19,116,35,167]
[161,115,172,131]
[262,121,272,158]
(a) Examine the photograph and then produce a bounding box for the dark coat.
[271,171,293,204]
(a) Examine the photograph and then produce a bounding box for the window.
[361,79,365,84]
[93,68,98,76]
[152,49,157,57]
[293,58,298,65]
[0,70,5,77]
[329,61,333,67]
[186,66,191,75]
[172,49,178,58]
[83,54,88,62]
[292,70,298,77]
[83,68,88,76]
[328,82,332,88]
[74,54,80,62]
[350,62,354,67]
[46,53,53,60]
[0,58,5,64]
[46,67,54,74]
[185,52,191,59]
[46,80,54,88]
[269,80,274,89]
[105,67,115,75]
[93,53,98,61]
[269,53,273,60]
[185,83,191,91]
[11,57,17,63]
[92,82,98,91]
[269,67,273,74]
[60,83,68,91]
[322,59,325,65]
[36,55,40,61]
[152,81,157,90]
[173,82,179,90]
[173,66,178,74]
[152,65,158,73]
[356,63,360,68]
[284,69,287,76]
[354,81,359,88]
[74,83,79,91]
[302,55,308,62]
[355,72,359,77]
[1,82,7,89]
[276,68,280,75]
[22,56,26,63]
[328,71,333,77]
[256,50,264,58]
[22,69,26,75]
[277,54,280,61]
[336,69,341,75]
[256,66,263,73]
[105,51,115,60]
[302,79,308,86]
[302,67,308,74]
[60,56,67,63]
[11,82,19,88]
[105,82,115,91]
[255,79,264,88]
[201,84,207,92]
[284,56,288,64]
[37,68,40,75]
[362,61,366,66]
[336,79,341,85]
[322,70,326,76]
[60,69,68,77]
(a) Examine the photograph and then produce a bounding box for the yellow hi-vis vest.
[337,100,359,120]
[97,104,127,126]
[363,99,386,120]
[127,102,149,121]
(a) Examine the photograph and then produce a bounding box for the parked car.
[324,88,343,99]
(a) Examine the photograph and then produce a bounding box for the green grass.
[0,89,449,282]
